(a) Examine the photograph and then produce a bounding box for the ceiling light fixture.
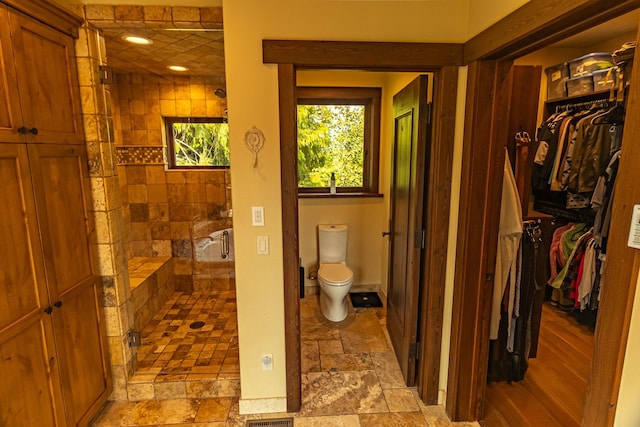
[122,35,153,45]
[168,65,188,72]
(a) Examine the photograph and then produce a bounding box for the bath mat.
[350,292,383,308]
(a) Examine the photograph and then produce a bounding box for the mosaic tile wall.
[113,72,232,293]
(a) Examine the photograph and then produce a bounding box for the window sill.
[298,192,383,199]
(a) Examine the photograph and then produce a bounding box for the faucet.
[197,236,215,250]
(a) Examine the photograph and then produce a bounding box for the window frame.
[296,86,381,195]
[164,116,230,169]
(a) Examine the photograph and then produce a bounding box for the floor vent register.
[246,419,293,427]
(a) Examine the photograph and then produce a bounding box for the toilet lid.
[318,263,353,284]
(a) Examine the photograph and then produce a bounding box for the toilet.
[317,224,354,322]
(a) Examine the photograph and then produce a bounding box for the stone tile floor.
[135,291,239,379]
[91,293,480,426]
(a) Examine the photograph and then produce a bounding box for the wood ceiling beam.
[263,40,464,69]
[464,0,640,63]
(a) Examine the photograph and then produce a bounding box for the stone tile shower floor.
[131,291,240,389]
[91,293,480,426]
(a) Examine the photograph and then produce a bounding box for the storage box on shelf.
[567,74,594,97]
[592,68,617,92]
[545,63,569,100]
[569,52,614,77]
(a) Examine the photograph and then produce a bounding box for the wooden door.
[0,6,24,143]
[386,75,431,385]
[28,144,111,426]
[0,144,66,427]
[8,7,83,145]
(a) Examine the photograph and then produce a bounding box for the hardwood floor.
[481,302,595,427]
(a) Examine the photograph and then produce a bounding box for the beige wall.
[222,0,472,410]
[467,0,528,39]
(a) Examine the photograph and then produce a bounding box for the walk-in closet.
[480,10,639,427]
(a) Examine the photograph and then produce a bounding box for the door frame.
[263,41,462,411]
[448,0,640,425]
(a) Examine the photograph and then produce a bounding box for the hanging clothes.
[487,221,544,383]
[550,223,591,289]
[490,150,523,340]
[531,100,623,219]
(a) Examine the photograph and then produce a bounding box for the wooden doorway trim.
[277,63,301,412]
[265,40,463,411]
[449,0,640,424]
[418,65,458,404]
[446,59,513,421]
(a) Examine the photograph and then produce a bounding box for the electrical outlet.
[262,353,273,371]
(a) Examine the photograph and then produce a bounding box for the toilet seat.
[318,263,353,286]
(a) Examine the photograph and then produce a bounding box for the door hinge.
[426,103,432,125]
[128,331,141,347]
[409,342,420,360]
[415,229,425,249]
[99,65,113,84]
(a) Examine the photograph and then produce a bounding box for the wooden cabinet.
[0,144,66,427]
[0,4,83,144]
[0,2,111,426]
[0,144,111,427]
[30,144,111,426]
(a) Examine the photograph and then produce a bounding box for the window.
[165,117,230,168]
[297,87,381,194]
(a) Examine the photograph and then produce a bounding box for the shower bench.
[127,256,174,332]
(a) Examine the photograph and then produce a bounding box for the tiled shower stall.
[72,4,238,401]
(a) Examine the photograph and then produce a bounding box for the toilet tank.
[318,224,348,263]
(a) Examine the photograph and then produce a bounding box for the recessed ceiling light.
[168,65,188,72]
[122,35,153,45]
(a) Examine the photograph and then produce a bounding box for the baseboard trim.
[239,397,288,415]
[438,389,446,405]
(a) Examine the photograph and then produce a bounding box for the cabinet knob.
[54,301,62,308]
[44,306,53,314]
[18,126,28,134]
[29,127,38,135]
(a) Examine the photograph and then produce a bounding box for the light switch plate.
[257,236,269,254]
[252,206,265,226]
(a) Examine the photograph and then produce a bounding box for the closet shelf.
[544,89,624,114]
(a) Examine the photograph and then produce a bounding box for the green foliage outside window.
[171,121,230,167]
[297,104,364,188]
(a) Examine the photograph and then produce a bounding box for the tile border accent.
[116,145,164,165]
[239,397,287,415]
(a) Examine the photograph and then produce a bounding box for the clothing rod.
[555,98,609,114]
[523,219,541,224]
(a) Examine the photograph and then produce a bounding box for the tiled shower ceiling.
[100,26,225,80]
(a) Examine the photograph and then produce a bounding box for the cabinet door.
[0,7,24,143]
[8,7,83,145]
[28,144,111,426]
[0,144,66,427]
